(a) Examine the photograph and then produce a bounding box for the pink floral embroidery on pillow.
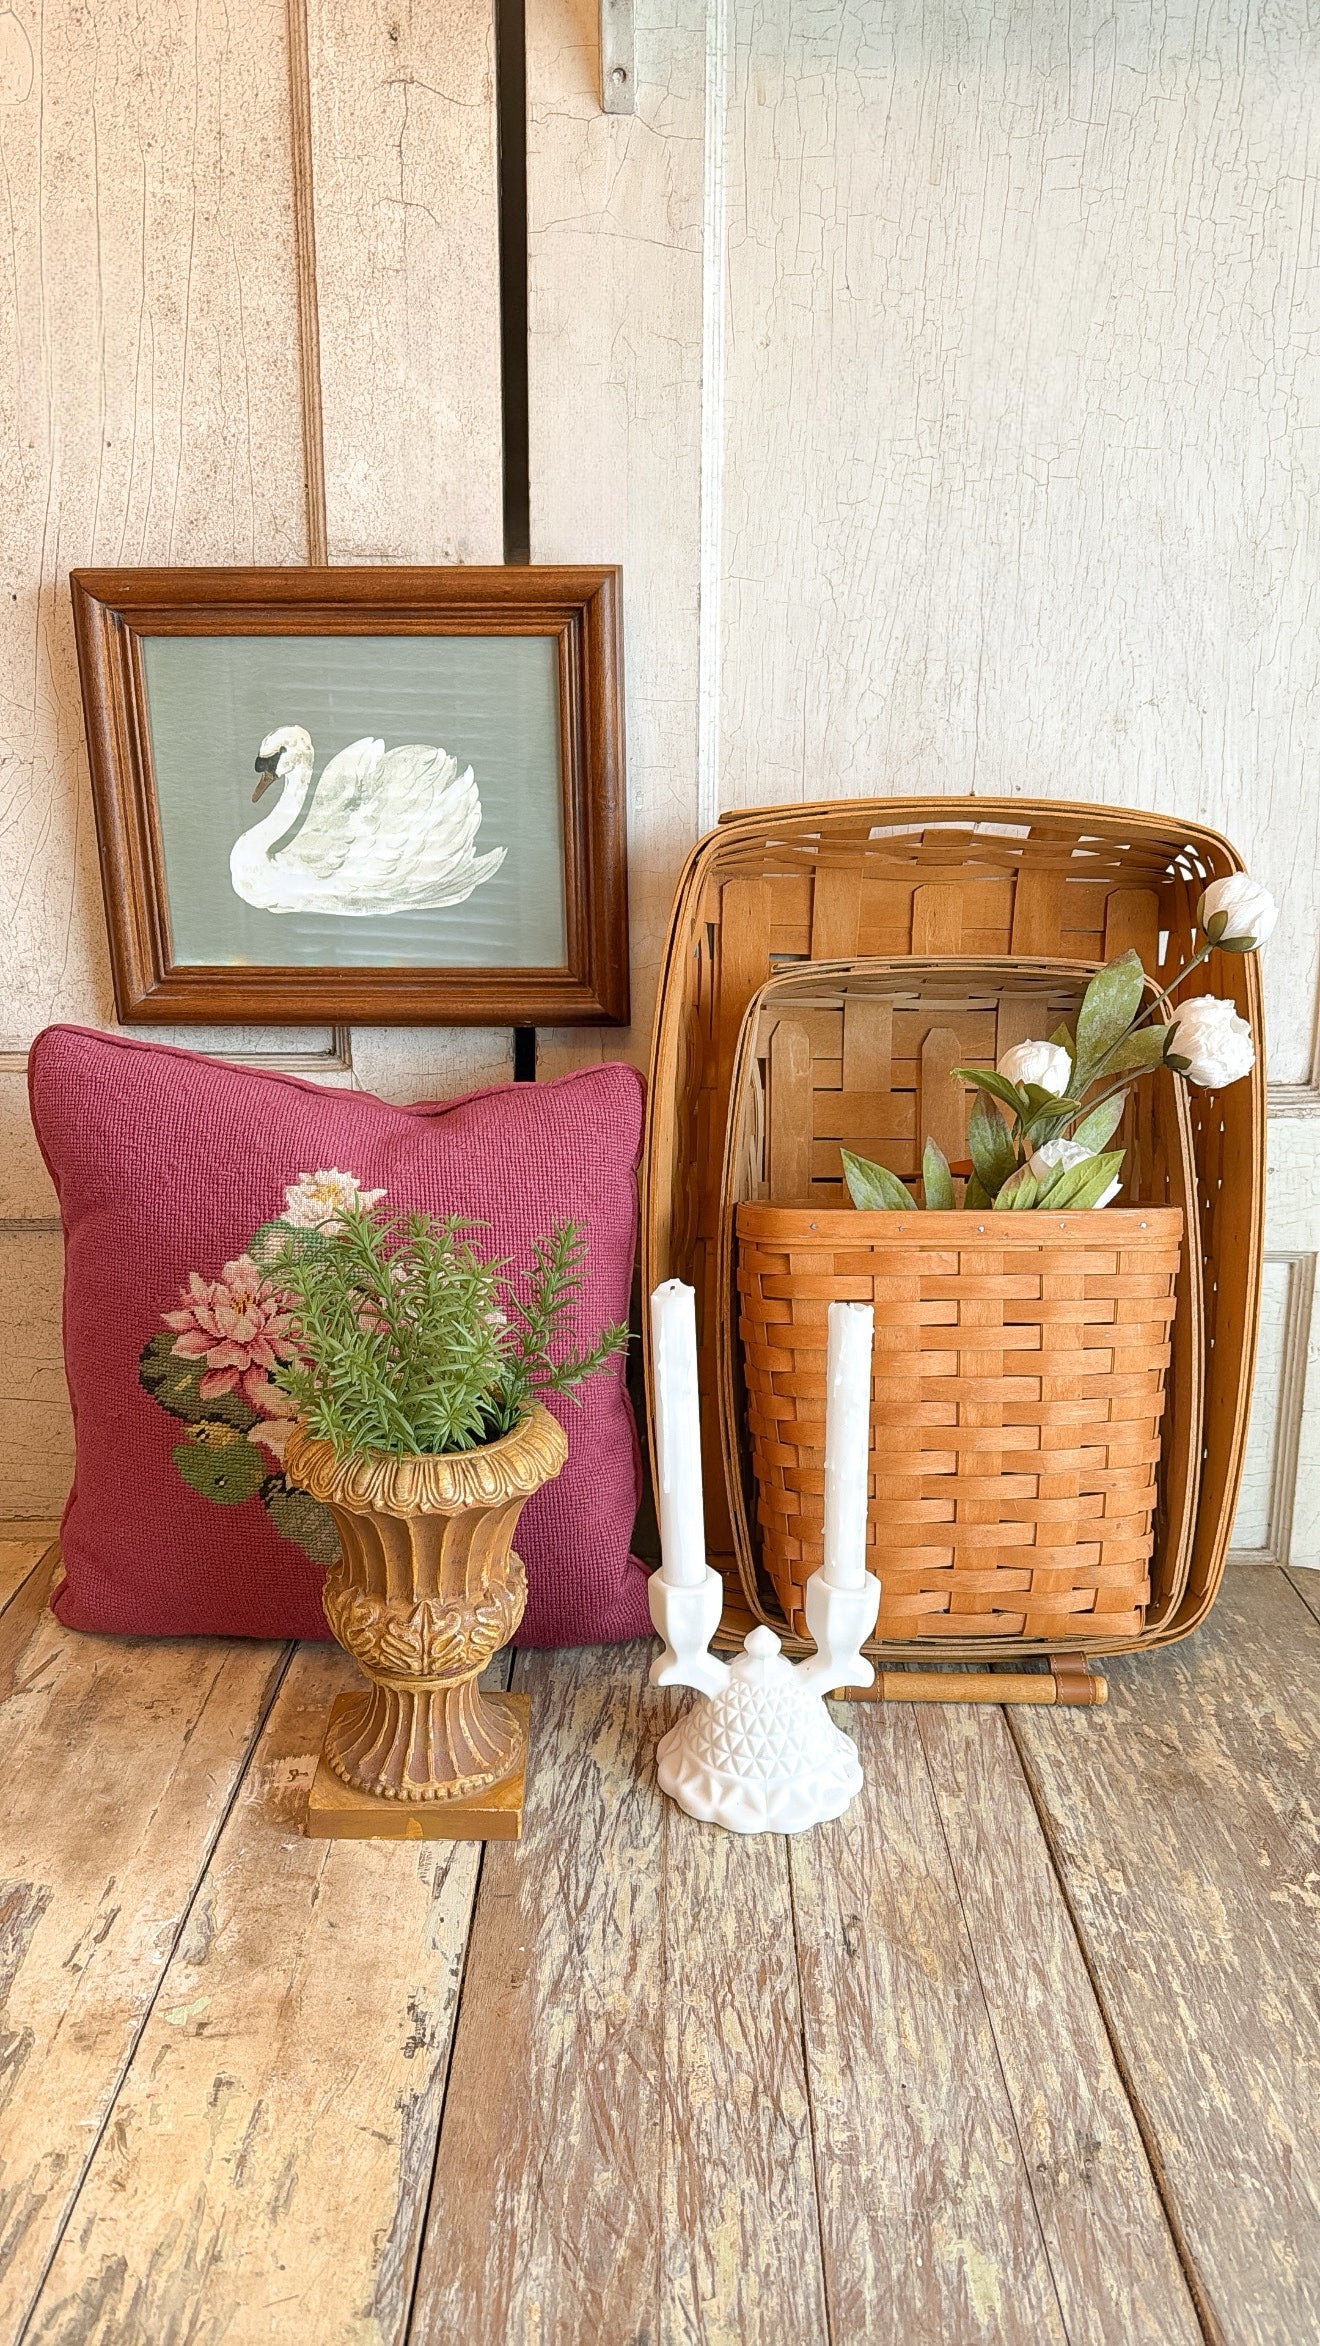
[135,1168,387,1567]
[162,1256,300,1429]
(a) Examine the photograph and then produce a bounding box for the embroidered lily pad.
[173,1432,266,1506]
[260,1476,340,1566]
[140,1333,257,1432]
[247,1220,332,1271]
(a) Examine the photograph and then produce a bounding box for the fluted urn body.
[284,1406,568,1802]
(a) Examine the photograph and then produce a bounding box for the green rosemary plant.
[269,1201,627,1458]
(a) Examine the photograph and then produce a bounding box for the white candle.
[822,1300,875,1590]
[650,1280,708,1587]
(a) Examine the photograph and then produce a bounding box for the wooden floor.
[0,1536,1315,2346]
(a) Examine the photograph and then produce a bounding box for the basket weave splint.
[719,957,1203,1654]
[737,1206,1182,1646]
[643,797,1265,1693]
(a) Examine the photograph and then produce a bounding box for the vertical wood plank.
[916,1704,1202,2346]
[1,1232,73,1516]
[411,1646,666,2339]
[993,991,1048,1065]
[0,0,307,1049]
[0,1606,286,2339]
[769,1020,814,1203]
[842,995,893,1097]
[1010,871,1066,958]
[1014,1570,1320,2346]
[790,1703,1070,2344]
[1252,1119,1320,1571]
[0,1536,53,1612]
[911,884,964,955]
[306,0,508,1107]
[1103,889,1162,973]
[0,0,310,1497]
[526,0,707,1082]
[24,1645,492,2346]
[810,866,863,960]
[660,1803,829,2343]
[716,877,772,1099]
[306,0,502,566]
[412,1647,829,2344]
[714,1,1320,1080]
[920,1025,967,1167]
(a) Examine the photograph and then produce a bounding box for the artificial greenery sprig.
[270,1200,628,1457]
[841,873,1273,1215]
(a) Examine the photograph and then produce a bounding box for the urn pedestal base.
[306,1692,529,1841]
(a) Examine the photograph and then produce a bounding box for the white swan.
[229,725,507,916]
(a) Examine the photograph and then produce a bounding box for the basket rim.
[735,1202,1185,1242]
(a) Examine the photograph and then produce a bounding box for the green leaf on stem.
[1049,1023,1075,1055]
[953,1066,1028,1117]
[993,1164,1041,1211]
[1021,1082,1080,1116]
[841,1148,914,1211]
[963,1172,993,1211]
[1035,1148,1124,1210]
[922,1137,956,1211]
[1070,1091,1128,1152]
[967,1092,1018,1197]
[1074,951,1146,1082]
[1094,1024,1173,1077]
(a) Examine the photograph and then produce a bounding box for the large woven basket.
[717,957,1204,1655]
[642,797,1264,1670]
[737,1205,1182,1646]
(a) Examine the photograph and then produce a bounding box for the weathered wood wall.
[2,0,1318,1553]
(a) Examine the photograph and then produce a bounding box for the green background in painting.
[142,633,567,968]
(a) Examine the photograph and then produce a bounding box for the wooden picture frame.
[70,565,629,1025]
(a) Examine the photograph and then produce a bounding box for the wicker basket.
[642,797,1264,1672]
[737,1205,1182,1645]
[717,957,1204,1653]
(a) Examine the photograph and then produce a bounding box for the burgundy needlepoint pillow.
[29,1027,650,1646]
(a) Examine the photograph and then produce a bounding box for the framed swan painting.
[70,566,628,1025]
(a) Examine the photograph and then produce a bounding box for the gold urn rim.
[284,1402,569,1518]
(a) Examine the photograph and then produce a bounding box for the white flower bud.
[1167,996,1255,1088]
[1027,1136,1121,1207]
[996,1039,1073,1096]
[1198,875,1278,948]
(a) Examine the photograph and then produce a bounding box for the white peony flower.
[997,1039,1073,1097]
[1027,1136,1121,1207]
[282,1167,386,1232]
[1198,875,1278,948]
[1167,996,1255,1088]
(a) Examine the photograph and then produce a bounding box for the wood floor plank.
[410,1644,667,2344]
[23,1642,498,2346]
[0,1606,284,2340]
[1013,1570,1320,2346]
[412,1646,829,2346]
[1285,1566,1320,1628]
[0,1540,52,1614]
[915,1703,1201,2346]
[789,1703,1071,2346]
[661,1785,827,2342]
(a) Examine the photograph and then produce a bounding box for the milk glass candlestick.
[646,1282,882,1829]
[647,1281,727,1695]
[650,1279,708,1588]
[822,1300,875,1590]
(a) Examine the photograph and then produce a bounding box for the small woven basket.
[736,1204,1183,1645]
